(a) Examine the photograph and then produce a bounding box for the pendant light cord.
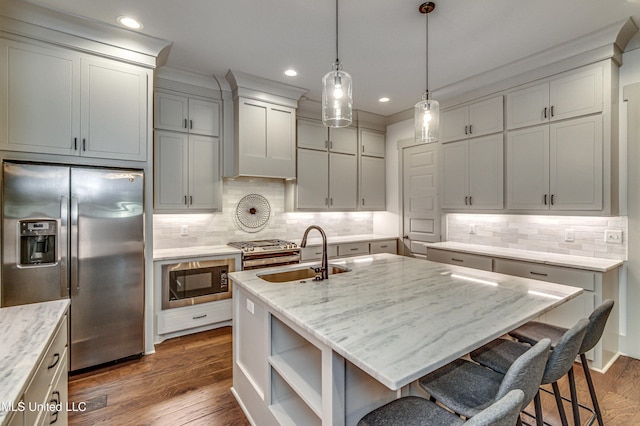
[335,0,340,64]
[425,9,429,94]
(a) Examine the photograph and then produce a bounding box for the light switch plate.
[246,299,255,315]
[564,229,574,242]
[180,225,188,236]
[604,229,623,244]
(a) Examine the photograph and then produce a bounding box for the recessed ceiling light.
[379,97,390,103]
[116,16,143,30]
[284,69,298,77]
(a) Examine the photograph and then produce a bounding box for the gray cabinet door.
[297,148,329,209]
[506,125,550,210]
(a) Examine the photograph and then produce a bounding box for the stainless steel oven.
[162,258,236,309]
[227,239,300,270]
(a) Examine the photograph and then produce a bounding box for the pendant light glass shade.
[415,91,439,143]
[322,62,353,128]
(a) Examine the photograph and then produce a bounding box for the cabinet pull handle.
[325,197,329,206]
[551,194,554,205]
[184,195,188,205]
[544,107,547,119]
[330,141,333,149]
[82,138,86,151]
[469,124,472,134]
[465,125,468,135]
[350,247,359,251]
[469,196,473,205]
[530,271,548,277]
[50,411,59,424]
[50,391,60,405]
[73,137,77,150]
[190,195,193,205]
[362,145,365,153]
[193,314,207,320]
[550,106,554,117]
[190,119,193,129]
[48,353,60,370]
[464,196,468,205]
[362,198,365,206]
[330,198,333,206]
[451,258,464,262]
[184,118,188,129]
[544,194,548,205]
[325,140,328,148]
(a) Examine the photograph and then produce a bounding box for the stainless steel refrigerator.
[1,162,144,371]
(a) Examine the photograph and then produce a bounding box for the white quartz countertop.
[0,299,69,425]
[424,242,623,272]
[229,253,581,390]
[153,245,242,261]
[295,233,397,247]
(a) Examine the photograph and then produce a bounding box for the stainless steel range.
[228,239,300,270]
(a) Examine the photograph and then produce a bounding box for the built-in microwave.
[161,258,235,309]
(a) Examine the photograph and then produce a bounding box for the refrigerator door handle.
[60,196,69,297]
[70,196,79,297]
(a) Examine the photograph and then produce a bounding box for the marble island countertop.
[229,253,582,390]
[424,241,623,272]
[0,299,69,425]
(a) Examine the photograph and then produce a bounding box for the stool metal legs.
[580,353,604,426]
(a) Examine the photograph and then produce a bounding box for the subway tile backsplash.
[153,177,374,249]
[446,214,627,261]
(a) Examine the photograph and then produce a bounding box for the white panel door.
[189,135,221,210]
[468,96,504,138]
[154,91,188,132]
[81,56,148,161]
[297,119,328,150]
[1,39,80,155]
[360,156,385,210]
[441,105,469,143]
[549,115,603,210]
[506,82,549,130]
[441,141,469,209]
[469,134,504,210]
[506,125,550,210]
[550,65,603,122]
[402,143,440,253]
[154,131,189,210]
[329,126,357,154]
[189,98,220,137]
[296,148,329,209]
[329,153,357,210]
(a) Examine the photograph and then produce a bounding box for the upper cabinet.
[154,91,220,137]
[506,63,603,130]
[225,70,307,179]
[0,39,149,161]
[359,129,386,210]
[441,96,504,143]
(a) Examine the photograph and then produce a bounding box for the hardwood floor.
[69,327,640,425]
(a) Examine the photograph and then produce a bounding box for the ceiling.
[21,0,640,116]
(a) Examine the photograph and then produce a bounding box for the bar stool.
[418,339,551,426]
[509,299,614,426]
[470,318,589,426]
[357,389,524,426]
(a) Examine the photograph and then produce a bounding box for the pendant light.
[415,2,439,143]
[322,0,352,128]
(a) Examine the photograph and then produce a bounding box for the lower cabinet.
[156,300,232,335]
[426,248,619,369]
[300,239,397,261]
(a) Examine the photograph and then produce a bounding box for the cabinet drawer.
[426,249,493,271]
[370,240,397,254]
[337,242,369,257]
[157,299,232,335]
[24,315,68,426]
[300,245,338,261]
[493,258,595,291]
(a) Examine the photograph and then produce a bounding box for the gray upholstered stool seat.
[418,339,551,421]
[508,299,614,426]
[357,389,524,426]
[470,318,588,426]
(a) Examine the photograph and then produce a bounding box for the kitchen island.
[229,253,582,426]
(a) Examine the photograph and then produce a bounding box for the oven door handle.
[243,254,301,269]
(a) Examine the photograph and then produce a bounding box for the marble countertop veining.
[424,241,623,272]
[153,245,242,261]
[229,253,582,390]
[0,299,69,425]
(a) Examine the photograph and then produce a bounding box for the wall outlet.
[469,224,476,234]
[605,229,623,244]
[180,225,188,236]
[564,229,574,242]
[246,299,255,315]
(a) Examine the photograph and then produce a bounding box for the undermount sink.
[258,264,351,283]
